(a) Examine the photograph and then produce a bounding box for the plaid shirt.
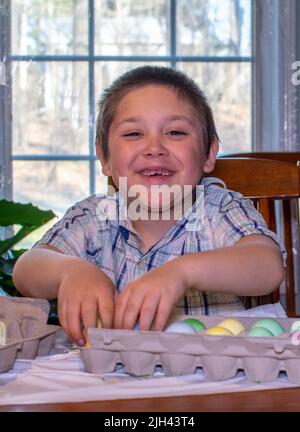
[34,177,286,317]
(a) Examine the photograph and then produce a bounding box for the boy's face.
[98,84,218,213]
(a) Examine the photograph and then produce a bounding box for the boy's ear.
[96,142,111,177]
[203,138,219,173]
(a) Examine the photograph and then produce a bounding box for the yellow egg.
[206,326,234,336]
[217,318,245,336]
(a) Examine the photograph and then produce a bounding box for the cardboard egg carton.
[0,297,61,373]
[80,315,300,384]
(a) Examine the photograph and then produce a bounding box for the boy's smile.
[98,84,218,215]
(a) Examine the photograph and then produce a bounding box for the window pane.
[11,0,88,55]
[180,63,251,152]
[177,0,251,56]
[94,61,167,104]
[12,61,89,155]
[13,161,89,218]
[94,0,170,55]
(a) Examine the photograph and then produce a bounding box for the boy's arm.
[114,234,284,331]
[13,245,115,344]
[13,245,82,299]
[178,234,284,297]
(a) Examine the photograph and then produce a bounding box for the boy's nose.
[143,137,168,158]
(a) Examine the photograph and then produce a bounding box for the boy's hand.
[114,258,188,332]
[57,260,116,345]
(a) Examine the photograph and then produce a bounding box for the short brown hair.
[96,66,219,160]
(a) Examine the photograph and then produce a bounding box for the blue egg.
[165,321,197,334]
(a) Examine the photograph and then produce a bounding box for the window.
[2,0,253,245]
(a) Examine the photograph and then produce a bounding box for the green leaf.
[0,200,56,256]
[0,199,57,322]
[0,200,56,227]
[8,249,27,259]
[0,226,34,255]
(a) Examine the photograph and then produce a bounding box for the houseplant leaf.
[0,200,55,227]
[0,200,56,256]
[0,199,57,322]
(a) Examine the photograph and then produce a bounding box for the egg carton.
[0,297,61,373]
[80,315,300,384]
[0,324,60,373]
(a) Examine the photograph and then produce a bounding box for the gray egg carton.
[0,297,61,373]
[80,315,300,384]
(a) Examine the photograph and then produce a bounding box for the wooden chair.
[208,157,300,316]
[219,151,300,164]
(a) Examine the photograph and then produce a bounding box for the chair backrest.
[208,157,300,316]
[220,151,300,164]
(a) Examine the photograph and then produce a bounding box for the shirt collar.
[103,181,209,242]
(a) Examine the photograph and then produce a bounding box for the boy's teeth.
[143,170,171,176]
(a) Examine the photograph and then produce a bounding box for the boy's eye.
[167,130,187,136]
[122,132,142,137]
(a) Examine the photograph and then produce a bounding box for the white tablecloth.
[0,303,297,406]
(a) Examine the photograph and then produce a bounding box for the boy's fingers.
[138,292,161,331]
[98,297,114,329]
[122,286,148,330]
[57,297,68,334]
[122,301,140,330]
[114,290,130,329]
[81,301,98,333]
[151,297,173,332]
[65,302,84,344]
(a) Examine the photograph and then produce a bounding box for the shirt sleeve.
[210,189,287,263]
[32,200,98,259]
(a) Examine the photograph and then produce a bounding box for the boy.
[13,66,285,346]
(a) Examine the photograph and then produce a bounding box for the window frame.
[2,0,255,202]
[253,0,300,152]
[0,0,12,202]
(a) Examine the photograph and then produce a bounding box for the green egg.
[252,318,285,336]
[247,327,274,337]
[183,318,206,332]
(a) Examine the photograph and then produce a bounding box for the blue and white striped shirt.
[34,177,286,316]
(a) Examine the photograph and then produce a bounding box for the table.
[1,387,300,411]
[1,304,297,412]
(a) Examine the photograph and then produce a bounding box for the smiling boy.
[13,66,285,345]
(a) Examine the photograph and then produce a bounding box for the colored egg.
[289,320,300,334]
[206,326,234,336]
[252,319,285,336]
[165,321,197,334]
[217,318,245,336]
[183,318,206,332]
[247,327,274,337]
